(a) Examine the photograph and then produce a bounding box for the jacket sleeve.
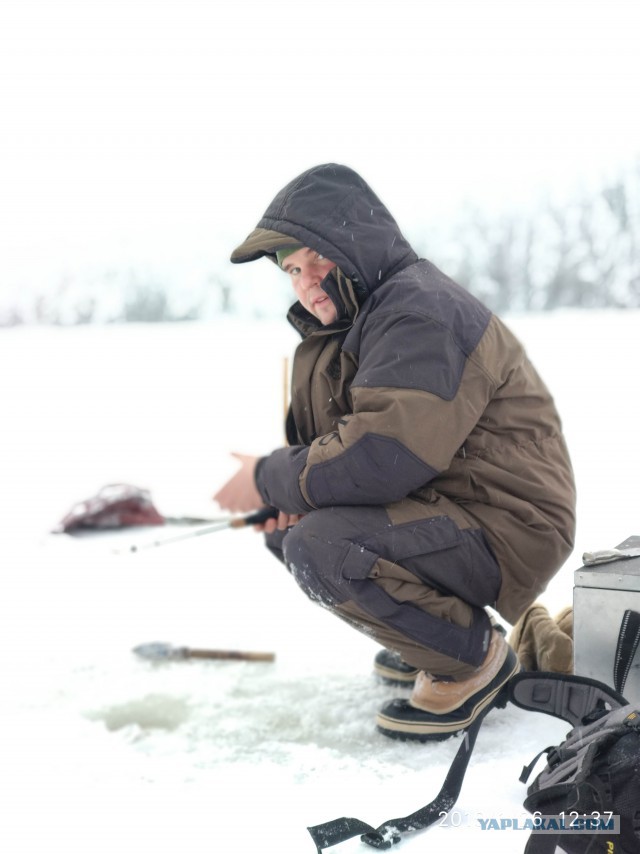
[255,309,505,515]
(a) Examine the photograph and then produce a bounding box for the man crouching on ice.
[214,163,576,741]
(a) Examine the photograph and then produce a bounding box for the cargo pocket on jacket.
[357,515,501,609]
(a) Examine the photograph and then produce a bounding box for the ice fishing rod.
[119,506,279,553]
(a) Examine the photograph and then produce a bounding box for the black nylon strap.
[614,608,640,695]
[307,710,487,852]
[306,817,384,853]
[519,745,553,784]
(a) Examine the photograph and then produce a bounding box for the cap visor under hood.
[230,228,301,264]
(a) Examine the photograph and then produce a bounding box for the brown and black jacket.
[231,163,576,624]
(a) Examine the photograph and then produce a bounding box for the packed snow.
[1,310,638,854]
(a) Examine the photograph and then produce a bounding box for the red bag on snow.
[53,483,165,532]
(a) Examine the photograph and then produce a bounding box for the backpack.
[307,673,640,853]
[512,672,640,854]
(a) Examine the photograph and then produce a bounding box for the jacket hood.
[230,163,417,298]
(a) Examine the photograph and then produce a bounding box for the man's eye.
[316,253,325,261]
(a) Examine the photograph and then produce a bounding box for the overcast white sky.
[1,0,638,298]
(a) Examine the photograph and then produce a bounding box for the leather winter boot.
[377,630,519,740]
[373,648,420,685]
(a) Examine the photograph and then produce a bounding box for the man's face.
[281,247,338,324]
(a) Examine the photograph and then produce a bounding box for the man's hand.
[213,453,305,535]
[256,511,305,534]
[213,453,263,514]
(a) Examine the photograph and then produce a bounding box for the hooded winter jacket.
[231,164,576,624]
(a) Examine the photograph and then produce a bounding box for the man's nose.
[299,269,320,290]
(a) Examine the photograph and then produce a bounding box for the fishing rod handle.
[231,506,279,528]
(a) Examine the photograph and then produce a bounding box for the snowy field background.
[1,310,639,854]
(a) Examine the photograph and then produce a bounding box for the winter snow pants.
[265,493,503,680]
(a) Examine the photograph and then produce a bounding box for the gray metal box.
[573,535,640,703]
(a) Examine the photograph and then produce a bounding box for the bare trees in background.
[427,163,640,313]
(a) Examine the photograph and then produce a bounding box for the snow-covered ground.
[1,310,638,854]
